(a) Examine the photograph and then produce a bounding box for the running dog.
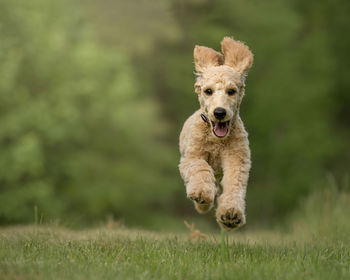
[179,37,253,230]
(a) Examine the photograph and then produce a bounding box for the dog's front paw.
[187,185,216,214]
[216,205,246,231]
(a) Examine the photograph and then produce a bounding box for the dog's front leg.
[216,147,251,230]
[179,156,217,213]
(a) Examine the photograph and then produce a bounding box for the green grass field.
[1,188,349,280]
[0,224,349,280]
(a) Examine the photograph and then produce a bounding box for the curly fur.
[179,37,253,230]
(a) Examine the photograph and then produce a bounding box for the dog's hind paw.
[216,207,245,231]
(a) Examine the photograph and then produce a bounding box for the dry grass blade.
[184,220,207,240]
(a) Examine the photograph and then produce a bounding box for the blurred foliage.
[0,0,179,228]
[0,0,349,230]
[289,174,350,244]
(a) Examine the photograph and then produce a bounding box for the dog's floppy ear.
[194,45,224,74]
[221,37,253,76]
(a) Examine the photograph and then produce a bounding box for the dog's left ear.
[221,37,253,77]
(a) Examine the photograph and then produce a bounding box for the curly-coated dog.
[179,37,253,231]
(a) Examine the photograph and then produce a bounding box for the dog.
[179,37,253,230]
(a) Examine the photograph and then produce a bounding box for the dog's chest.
[204,143,223,174]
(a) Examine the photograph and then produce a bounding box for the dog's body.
[179,37,253,230]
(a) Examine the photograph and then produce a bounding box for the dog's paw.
[216,206,245,231]
[193,200,213,213]
[188,189,213,204]
[187,187,216,214]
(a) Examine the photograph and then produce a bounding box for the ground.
[0,225,349,280]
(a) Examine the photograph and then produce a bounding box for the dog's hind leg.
[179,157,217,213]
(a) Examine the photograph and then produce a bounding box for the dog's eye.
[227,89,236,96]
[204,88,213,95]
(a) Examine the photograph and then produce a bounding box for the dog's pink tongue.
[214,122,228,137]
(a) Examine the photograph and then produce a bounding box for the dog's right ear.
[194,45,224,74]
[194,45,223,94]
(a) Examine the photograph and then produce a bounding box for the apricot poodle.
[179,37,253,230]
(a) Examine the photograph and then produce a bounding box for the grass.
[1,186,349,280]
[0,224,349,280]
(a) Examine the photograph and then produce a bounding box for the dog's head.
[194,37,253,138]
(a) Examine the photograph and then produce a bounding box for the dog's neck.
[200,113,209,124]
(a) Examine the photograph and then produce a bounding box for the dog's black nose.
[214,107,226,120]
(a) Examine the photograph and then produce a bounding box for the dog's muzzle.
[212,120,230,137]
[213,107,226,120]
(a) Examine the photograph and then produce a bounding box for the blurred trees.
[0,0,179,227]
[0,0,349,229]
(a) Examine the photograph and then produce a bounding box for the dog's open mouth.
[211,121,230,138]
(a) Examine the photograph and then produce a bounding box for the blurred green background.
[0,0,349,231]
